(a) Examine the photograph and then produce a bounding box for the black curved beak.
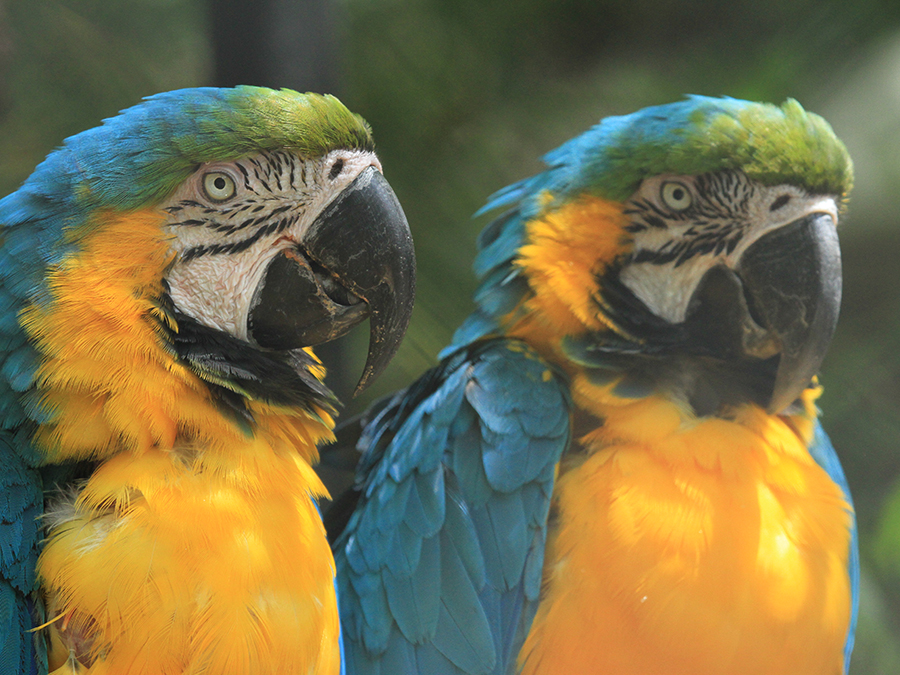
[248,166,416,395]
[737,212,842,413]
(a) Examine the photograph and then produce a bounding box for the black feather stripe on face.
[179,216,299,261]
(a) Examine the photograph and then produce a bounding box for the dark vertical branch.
[210,0,272,88]
[267,0,339,93]
[210,0,339,93]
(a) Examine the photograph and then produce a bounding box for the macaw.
[0,86,415,674]
[328,96,858,675]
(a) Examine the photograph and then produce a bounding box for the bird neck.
[19,208,333,470]
[505,194,631,351]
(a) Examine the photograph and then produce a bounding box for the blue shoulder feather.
[333,339,571,675]
[0,429,45,675]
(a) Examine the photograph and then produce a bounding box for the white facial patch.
[162,148,382,341]
[619,171,839,324]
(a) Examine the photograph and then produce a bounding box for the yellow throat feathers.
[509,194,632,357]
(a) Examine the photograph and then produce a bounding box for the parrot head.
[456,96,851,416]
[0,86,415,451]
[150,89,416,397]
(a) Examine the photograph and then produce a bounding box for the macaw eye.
[202,171,237,202]
[660,181,692,211]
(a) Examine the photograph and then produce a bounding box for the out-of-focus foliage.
[0,0,209,192]
[2,0,900,671]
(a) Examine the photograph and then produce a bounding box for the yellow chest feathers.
[521,397,853,675]
[40,446,340,675]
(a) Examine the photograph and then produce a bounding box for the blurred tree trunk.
[210,0,356,400]
[210,0,338,93]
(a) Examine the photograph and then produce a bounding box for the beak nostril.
[328,159,345,181]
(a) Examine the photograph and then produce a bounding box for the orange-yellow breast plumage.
[41,446,339,675]
[27,210,340,674]
[519,390,852,675]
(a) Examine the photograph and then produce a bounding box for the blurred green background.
[2,0,900,670]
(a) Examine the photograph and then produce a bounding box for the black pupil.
[672,188,684,201]
[214,176,227,190]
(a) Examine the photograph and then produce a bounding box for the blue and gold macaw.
[0,86,415,674]
[329,97,858,674]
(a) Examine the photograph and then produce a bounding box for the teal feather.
[333,340,571,675]
[432,531,495,673]
[443,492,487,588]
[384,533,441,643]
[451,420,494,508]
[0,431,43,675]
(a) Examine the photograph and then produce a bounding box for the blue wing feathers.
[444,315,497,357]
[404,469,445,537]
[432,530,495,673]
[0,312,22,338]
[447,210,532,357]
[4,226,43,261]
[0,289,19,319]
[472,269,527,319]
[442,491,486,588]
[414,642,463,675]
[0,585,23,675]
[423,370,468,425]
[347,571,391,652]
[451,422,494,508]
[333,339,571,674]
[379,632,417,674]
[2,349,38,394]
[384,523,421,577]
[521,528,546,601]
[0,433,44,674]
[384,533,441,643]
[373,477,413,531]
[472,211,523,273]
[473,493,529,592]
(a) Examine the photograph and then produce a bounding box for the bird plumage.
[334,340,570,675]
[329,96,857,674]
[0,86,415,674]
